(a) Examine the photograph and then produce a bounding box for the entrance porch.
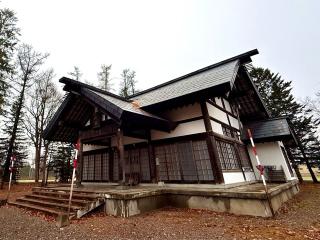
[12,180,298,219]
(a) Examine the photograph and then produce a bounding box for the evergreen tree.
[51,142,73,183]
[0,99,28,181]
[250,67,320,183]
[0,8,20,115]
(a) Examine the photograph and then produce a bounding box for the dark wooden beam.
[147,130,157,183]
[117,128,125,183]
[200,101,224,184]
[76,139,83,187]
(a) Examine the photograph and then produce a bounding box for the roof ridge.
[129,49,259,98]
[59,77,131,102]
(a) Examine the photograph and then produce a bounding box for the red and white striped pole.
[68,139,80,218]
[6,155,16,201]
[247,129,275,217]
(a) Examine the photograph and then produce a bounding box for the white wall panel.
[151,120,206,140]
[223,172,245,184]
[83,144,107,152]
[162,103,202,121]
[215,97,224,108]
[206,103,229,124]
[211,120,223,135]
[229,116,240,130]
[247,141,296,181]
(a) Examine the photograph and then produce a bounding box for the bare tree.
[119,68,137,97]
[98,64,112,91]
[1,44,48,188]
[25,69,61,184]
[68,66,82,81]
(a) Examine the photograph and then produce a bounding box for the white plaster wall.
[247,141,296,181]
[229,116,240,130]
[151,120,206,140]
[83,144,107,152]
[244,171,256,181]
[161,103,202,121]
[223,172,245,184]
[109,136,146,147]
[222,98,232,113]
[210,120,223,135]
[206,103,229,124]
[215,97,224,108]
[123,136,147,145]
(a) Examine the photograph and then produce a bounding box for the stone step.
[9,201,73,217]
[24,194,89,206]
[16,197,82,211]
[32,189,99,200]
[33,187,102,195]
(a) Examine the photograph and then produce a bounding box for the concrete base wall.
[104,182,299,218]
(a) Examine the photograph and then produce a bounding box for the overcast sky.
[2,0,320,99]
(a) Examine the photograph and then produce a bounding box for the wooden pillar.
[286,147,303,183]
[200,101,224,184]
[76,140,83,187]
[147,130,157,183]
[117,128,125,184]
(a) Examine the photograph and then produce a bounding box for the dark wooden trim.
[233,143,246,180]
[147,131,157,182]
[76,139,83,186]
[117,128,125,183]
[175,116,203,125]
[200,101,224,184]
[211,131,244,145]
[207,99,238,119]
[200,102,212,132]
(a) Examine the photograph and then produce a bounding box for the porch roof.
[43,78,174,142]
[241,117,298,146]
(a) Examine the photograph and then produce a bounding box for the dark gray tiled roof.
[130,60,240,107]
[242,118,292,141]
[89,89,168,121]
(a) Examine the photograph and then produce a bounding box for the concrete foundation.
[100,180,299,218]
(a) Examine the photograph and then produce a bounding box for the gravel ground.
[0,183,320,240]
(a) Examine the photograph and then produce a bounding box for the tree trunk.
[34,148,40,183]
[286,147,303,183]
[41,143,49,186]
[299,145,319,183]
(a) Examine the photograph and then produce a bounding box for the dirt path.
[0,183,319,239]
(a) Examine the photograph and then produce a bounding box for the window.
[124,146,151,182]
[192,140,214,181]
[154,139,214,182]
[222,126,234,138]
[101,152,109,181]
[140,148,151,181]
[216,140,240,170]
[155,144,181,181]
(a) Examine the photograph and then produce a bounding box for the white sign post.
[6,155,16,201]
[247,129,275,217]
[67,141,79,218]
